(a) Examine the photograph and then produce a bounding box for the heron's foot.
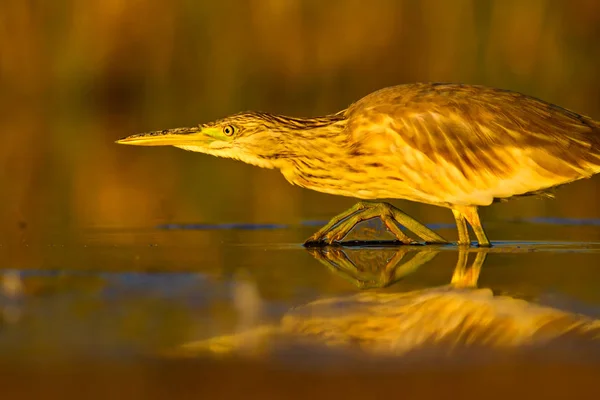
[303,202,448,246]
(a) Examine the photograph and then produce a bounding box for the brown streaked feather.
[206,111,346,135]
[344,83,600,206]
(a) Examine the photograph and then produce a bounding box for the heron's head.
[116,111,346,169]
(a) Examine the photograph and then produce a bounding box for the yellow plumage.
[117,83,600,246]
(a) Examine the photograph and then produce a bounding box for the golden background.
[1,0,599,245]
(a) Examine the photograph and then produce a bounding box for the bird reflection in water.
[308,246,440,289]
[172,247,600,358]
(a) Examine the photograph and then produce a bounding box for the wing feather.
[345,83,600,205]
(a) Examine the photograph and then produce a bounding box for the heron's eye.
[223,125,236,136]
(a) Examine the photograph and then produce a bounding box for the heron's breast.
[279,142,600,206]
[279,156,439,203]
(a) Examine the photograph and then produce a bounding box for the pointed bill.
[116,127,202,146]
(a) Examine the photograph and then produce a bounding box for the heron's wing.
[345,84,600,204]
[349,85,600,177]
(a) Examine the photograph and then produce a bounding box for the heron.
[116,83,600,247]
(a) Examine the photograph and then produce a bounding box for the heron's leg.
[305,202,414,245]
[451,208,471,246]
[383,206,447,243]
[305,202,366,242]
[454,206,491,247]
[304,202,448,246]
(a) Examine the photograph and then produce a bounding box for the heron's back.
[333,83,600,206]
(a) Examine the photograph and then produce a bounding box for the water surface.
[1,220,600,399]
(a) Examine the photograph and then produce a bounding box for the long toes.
[327,229,350,243]
[303,235,326,247]
[323,234,340,244]
[397,240,418,245]
[304,231,342,246]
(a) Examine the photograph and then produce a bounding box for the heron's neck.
[239,112,349,168]
[275,113,348,153]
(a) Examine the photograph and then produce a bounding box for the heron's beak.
[116,127,203,146]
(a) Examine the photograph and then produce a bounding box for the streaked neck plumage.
[212,112,349,169]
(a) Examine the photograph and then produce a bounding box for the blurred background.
[1,0,600,246]
[2,3,600,396]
